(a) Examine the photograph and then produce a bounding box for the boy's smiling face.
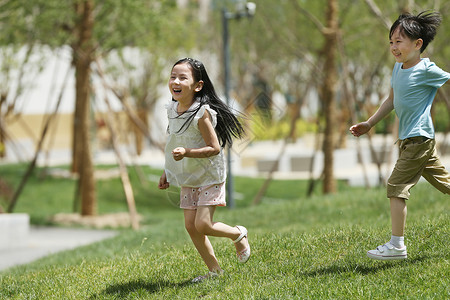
[389,27,423,69]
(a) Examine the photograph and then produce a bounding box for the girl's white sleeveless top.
[164,100,226,187]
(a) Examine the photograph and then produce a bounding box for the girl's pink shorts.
[180,182,226,209]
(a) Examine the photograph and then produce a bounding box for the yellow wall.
[4,112,132,152]
[5,113,73,150]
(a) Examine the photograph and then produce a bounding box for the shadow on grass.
[91,279,192,298]
[303,256,427,277]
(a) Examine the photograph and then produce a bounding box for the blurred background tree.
[0,0,193,215]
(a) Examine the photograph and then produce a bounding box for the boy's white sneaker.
[367,242,407,260]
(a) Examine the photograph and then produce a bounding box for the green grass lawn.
[0,164,449,299]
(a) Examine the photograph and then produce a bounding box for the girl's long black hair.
[171,58,244,148]
[389,10,442,53]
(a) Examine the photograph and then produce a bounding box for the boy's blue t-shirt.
[391,58,450,140]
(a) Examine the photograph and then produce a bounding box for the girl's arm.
[158,170,169,189]
[349,88,394,137]
[172,110,220,161]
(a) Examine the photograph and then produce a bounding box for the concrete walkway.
[0,226,117,272]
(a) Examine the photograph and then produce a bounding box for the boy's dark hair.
[389,10,442,53]
[170,58,244,148]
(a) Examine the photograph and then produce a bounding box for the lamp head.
[246,2,256,17]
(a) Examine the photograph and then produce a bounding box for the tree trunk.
[321,0,338,194]
[72,94,82,173]
[133,108,149,156]
[0,94,6,158]
[72,0,96,216]
[0,124,5,158]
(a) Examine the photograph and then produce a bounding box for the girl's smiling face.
[389,27,422,69]
[168,63,203,107]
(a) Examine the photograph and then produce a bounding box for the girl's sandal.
[233,225,251,263]
[191,270,223,283]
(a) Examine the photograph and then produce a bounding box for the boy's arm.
[350,88,394,137]
[367,88,394,127]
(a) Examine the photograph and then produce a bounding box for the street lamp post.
[222,1,256,208]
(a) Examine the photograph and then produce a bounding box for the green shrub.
[433,101,449,132]
[249,113,317,141]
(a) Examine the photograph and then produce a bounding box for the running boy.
[349,11,450,260]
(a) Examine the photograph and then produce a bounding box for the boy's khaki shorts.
[387,137,450,199]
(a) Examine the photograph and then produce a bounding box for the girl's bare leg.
[184,209,221,272]
[195,206,249,253]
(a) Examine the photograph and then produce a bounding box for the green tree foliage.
[0,0,184,49]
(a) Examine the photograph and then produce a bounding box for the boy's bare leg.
[366,196,408,260]
[390,197,407,237]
